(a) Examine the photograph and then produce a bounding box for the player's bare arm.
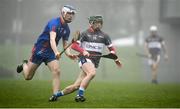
[50,31,60,59]
[63,40,77,60]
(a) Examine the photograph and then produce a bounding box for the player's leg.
[47,60,61,101]
[16,46,41,80]
[61,71,86,95]
[75,62,96,102]
[48,71,86,101]
[23,61,39,80]
[17,60,39,80]
[151,55,160,84]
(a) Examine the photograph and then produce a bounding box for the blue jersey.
[30,17,70,65]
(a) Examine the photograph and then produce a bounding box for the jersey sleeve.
[104,34,116,53]
[104,34,112,47]
[48,19,57,32]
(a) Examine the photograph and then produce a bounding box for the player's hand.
[82,50,90,57]
[55,52,61,60]
[72,31,80,42]
[114,59,122,68]
[68,54,78,60]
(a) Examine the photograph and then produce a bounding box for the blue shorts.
[30,46,56,65]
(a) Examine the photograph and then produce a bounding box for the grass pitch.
[0,80,180,108]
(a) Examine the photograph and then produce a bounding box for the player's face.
[92,21,103,31]
[63,12,75,23]
[151,31,157,36]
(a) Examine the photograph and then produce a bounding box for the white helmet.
[150,25,158,31]
[61,5,76,16]
[61,5,76,23]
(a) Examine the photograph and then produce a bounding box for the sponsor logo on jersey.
[148,42,162,48]
[81,41,104,53]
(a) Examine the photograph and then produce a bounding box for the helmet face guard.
[89,16,103,31]
[61,5,76,23]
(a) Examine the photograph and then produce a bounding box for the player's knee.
[88,72,96,78]
[52,68,61,76]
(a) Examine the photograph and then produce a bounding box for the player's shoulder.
[99,31,110,40]
[154,35,163,40]
[101,31,109,37]
[48,17,60,25]
[49,17,59,22]
[80,29,90,35]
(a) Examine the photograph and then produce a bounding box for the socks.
[54,91,64,97]
[77,87,85,96]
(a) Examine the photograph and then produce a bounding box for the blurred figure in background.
[144,25,168,84]
[16,5,77,101]
[52,15,122,102]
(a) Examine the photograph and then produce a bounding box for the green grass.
[1,44,179,107]
[0,80,180,108]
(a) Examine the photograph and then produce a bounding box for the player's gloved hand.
[55,52,61,60]
[68,54,78,60]
[72,31,80,42]
[82,50,90,57]
[114,59,122,68]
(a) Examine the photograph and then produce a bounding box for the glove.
[114,59,122,68]
[72,31,80,42]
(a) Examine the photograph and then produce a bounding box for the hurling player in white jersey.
[53,15,122,102]
[144,25,168,84]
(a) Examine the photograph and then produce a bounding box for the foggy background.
[0,0,180,83]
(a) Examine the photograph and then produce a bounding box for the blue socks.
[54,91,64,97]
[77,87,85,96]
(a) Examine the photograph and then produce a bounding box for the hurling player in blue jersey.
[51,15,122,102]
[16,5,77,101]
